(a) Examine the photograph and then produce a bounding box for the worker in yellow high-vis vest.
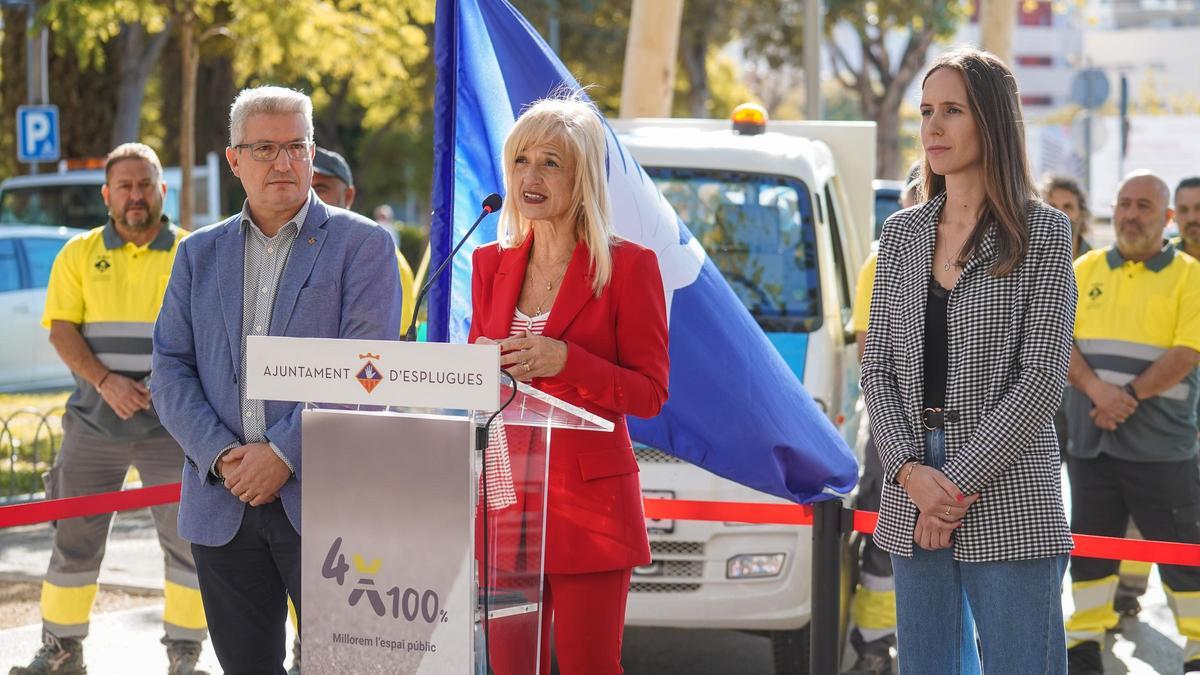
[9,144,207,675]
[1064,171,1200,675]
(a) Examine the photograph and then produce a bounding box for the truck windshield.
[0,185,181,231]
[645,168,820,333]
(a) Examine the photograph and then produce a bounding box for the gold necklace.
[936,222,965,273]
[529,261,569,315]
[534,262,569,292]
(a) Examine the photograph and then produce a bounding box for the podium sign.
[302,410,475,674]
[245,335,500,410]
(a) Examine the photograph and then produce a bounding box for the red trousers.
[487,568,633,675]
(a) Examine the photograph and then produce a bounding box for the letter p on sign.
[17,105,60,163]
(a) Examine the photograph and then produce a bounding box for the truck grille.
[660,560,703,577]
[634,448,685,464]
[630,582,702,593]
[631,541,706,593]
[649,540,704,556]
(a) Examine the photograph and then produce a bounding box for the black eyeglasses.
[233,141,313,162]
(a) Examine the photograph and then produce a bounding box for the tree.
[511,0,629,114]
[2,3,121,178]
[741,0,967,179]
[676,0,756,117]
[112,21,171,145]
[39,0,434,228]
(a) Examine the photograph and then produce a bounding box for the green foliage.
[510,0,629,114]
[28,0,436,220]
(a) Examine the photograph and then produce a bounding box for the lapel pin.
[307,237,317,245]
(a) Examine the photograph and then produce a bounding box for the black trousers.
[191,501,301,675]
[1067,453,1200,592]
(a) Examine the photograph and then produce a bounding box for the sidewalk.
[0,509,295,675]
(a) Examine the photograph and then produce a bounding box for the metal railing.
[0,406,64,504]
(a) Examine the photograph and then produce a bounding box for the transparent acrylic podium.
[297,378,613,675]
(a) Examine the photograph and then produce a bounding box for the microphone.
[405,193,503,341]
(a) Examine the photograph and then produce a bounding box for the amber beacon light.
[730,102,768,135]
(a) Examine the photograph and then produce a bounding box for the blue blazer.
[151,196,403,546]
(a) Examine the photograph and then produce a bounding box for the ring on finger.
[522,361,531,372]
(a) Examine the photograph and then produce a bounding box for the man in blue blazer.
[151,85,402,675]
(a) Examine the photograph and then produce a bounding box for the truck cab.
[610,110,875,672]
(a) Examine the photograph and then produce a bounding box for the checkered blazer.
[861,192,1076,561]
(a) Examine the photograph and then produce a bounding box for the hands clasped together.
[475,330,568,382]
[900,462,981,551]
[219,442,292,507]
[1087,381,1138,432]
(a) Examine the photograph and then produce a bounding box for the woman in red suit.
[469,94,670,674]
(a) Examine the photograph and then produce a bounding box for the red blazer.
[469,233,669,574]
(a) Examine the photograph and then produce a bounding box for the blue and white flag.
[429,0,858,503]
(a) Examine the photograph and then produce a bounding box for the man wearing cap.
[1064,170,1200,675]
[312,146,415,335]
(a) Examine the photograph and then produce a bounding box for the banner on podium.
[246,336,500,410]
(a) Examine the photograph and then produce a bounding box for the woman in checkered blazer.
[861,48,1076,674]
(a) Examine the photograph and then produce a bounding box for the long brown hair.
[921,48,1036,276]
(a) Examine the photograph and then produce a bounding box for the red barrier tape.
[643,498,1200,566]
[0,482,181,529]
[2,485,1198,566]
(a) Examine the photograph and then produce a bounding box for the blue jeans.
[890,429,1069,674]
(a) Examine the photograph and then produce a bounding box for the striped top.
[510,307,550,336]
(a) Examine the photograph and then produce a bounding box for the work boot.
[845,633,894,675]
[1067,641,1103,675]
[1113,590,1142,618]
[845,650,893,675]
[8,631,86,675]
[288,636,301,675]
[162,638,209,675]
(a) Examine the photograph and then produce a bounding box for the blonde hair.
[497,95,615,295]
[105,143,163,185]
[228,86,313,147]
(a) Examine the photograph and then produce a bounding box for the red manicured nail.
[956,494,964,502]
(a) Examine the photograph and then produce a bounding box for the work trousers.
[1066,454,1200,662]
[41,414,205,641]
[850,433,897,647]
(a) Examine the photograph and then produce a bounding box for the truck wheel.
[769,625,810,674]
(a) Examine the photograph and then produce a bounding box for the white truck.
[0,152,224,231]
[610,111,875,673]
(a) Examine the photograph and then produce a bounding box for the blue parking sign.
[17,105,60,163]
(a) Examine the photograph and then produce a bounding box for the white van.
[0,152,223,231]
[610,111,875,673]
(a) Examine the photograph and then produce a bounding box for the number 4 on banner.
[322,536,350,586]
